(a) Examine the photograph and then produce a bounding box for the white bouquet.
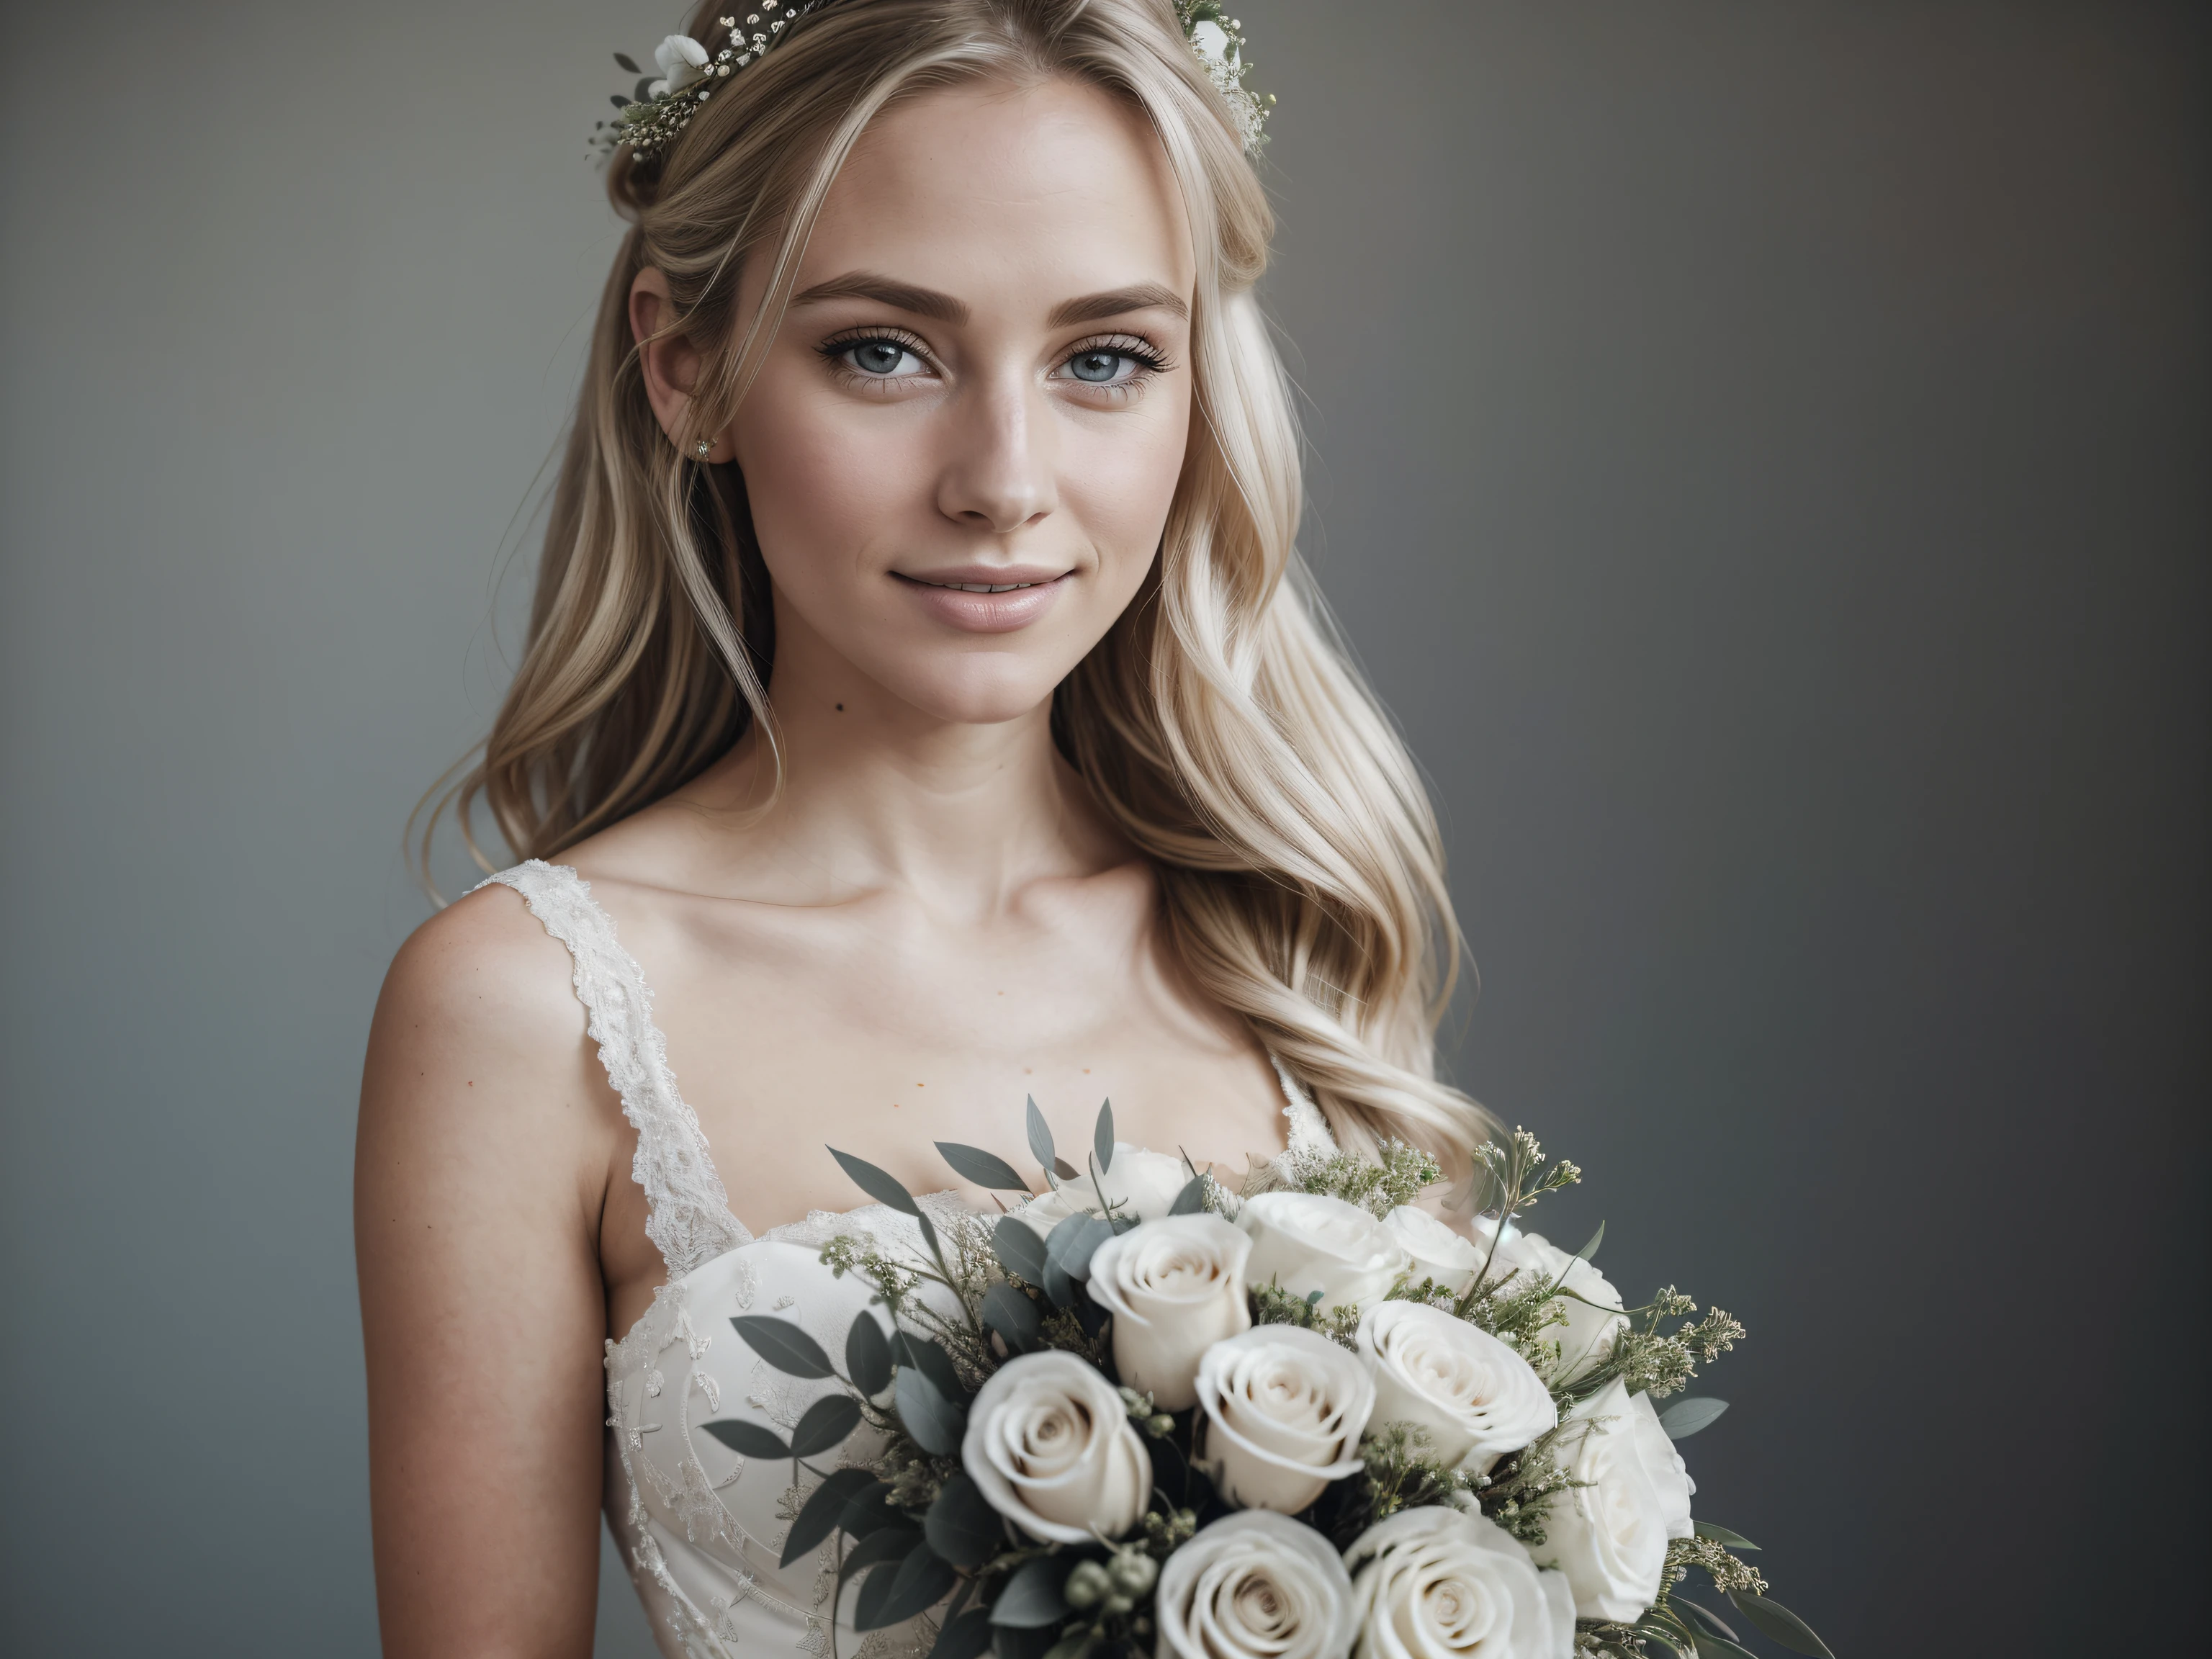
[701,1104,1831,1659]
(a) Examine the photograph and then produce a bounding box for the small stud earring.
[694,439,714,458]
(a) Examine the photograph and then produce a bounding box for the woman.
[357,3,1485,1653]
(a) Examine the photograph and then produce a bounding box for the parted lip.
[891,563,1072,593]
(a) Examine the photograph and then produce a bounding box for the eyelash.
[814,327,1174,396]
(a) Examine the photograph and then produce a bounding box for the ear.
[629,266,732,463]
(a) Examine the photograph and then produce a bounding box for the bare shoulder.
[359,882,609,1196]
[374,881,582,1050]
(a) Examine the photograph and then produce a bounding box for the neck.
[685,628,1129,917]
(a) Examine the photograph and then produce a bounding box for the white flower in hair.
[649,34,711,99]
[1190,20,1236,66]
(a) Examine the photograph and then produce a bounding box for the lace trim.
[478,860,751,1279]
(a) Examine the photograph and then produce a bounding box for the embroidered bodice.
[480,859,1337,1659]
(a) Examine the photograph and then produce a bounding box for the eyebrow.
[786,272,1190,329]
[789,271,969,323]
[1047,283,1190,327]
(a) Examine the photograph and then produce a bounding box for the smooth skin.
[358,79,1295,1655]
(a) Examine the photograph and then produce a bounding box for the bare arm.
[356,887,618,1657]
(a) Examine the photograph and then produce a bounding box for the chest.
[600,885,1293,1262]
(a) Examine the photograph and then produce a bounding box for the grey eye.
[849,341,909,375]
[1067,349,1123,383]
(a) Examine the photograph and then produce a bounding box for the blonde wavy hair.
[420,0,1493,1184]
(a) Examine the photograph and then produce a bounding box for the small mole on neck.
[834,702,845,711]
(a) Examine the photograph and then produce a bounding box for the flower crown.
[590,1,1273,166]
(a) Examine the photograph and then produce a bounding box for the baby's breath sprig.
[1250,1281,1364,1349]
[591,8,824,166]
[1455,1128,1583,1319]
[1175,2,1275,150]
[1575,1287,1745,1403]
[1289,1138,1444,1217]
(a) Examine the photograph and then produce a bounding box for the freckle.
[1082,1069,1091,1075]
[1023,1067,1033,1075]
[835,703,845,711]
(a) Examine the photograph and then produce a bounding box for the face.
[653,78,1196,728]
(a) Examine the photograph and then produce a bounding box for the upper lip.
[894,565,1072,593]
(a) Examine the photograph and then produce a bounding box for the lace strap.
[477,860,752,1277]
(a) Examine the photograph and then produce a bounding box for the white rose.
[1156,1510,1357,1659]
[961,1351,1149,1545]
[1345,1504,1575,1659]
[1196,1325,1374,1514]
[649,33,709,98]
[1476,1225,1627,1385]
[1017,1145,1193,1238]
[1380,1206,1485,1297]
[1622,1389,1696,1541]
[1356,1302,1558,1474]
[1524,1380,1671,1622]
[1089,1215,1253,1411]
[1239,1192,1412,1313]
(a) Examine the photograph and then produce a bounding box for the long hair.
[418,0,1493,1181]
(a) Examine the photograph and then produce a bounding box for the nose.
[935,371,1056,535]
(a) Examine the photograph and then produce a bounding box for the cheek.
[1058,394,1192,595]
[734,369,932,590]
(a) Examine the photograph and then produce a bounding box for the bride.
[357,3,1487,1653]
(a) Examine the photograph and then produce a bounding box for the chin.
[889,653,1070,727]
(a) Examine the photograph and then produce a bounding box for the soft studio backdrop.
[1,3,2203,1653]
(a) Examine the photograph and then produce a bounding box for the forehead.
[799,76,1195,309]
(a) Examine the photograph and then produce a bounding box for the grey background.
[1,2,2203,1654]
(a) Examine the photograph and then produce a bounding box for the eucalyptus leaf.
[1046,1213,1114,1280]
[982,1282,1043,1352]
[1726,1593,1835,1659]
[1693,1520,1761,1552]
[1043,1255,1077,1308]
[1053,1156,1079,1181]
[632,75,655,102]
[853,1538,918,1629]
[779,1467,879,1567]
[1575,1220,1605,1261]
[1168,1174,1209,1215]
[1093,1100,1115,1172]
[1657,1396,1730,1440]
[1693,1636,1758,1659]
[1674,1599,1739,1641]
[896,1365,967,1458]
[992,1215,1049,1285]
[609,93,629,109]
[698,1418,789,1460]
[839,1524,922,1585]
[902,1334,966,1403]
[932,1608,995,1659]
[789,1394,862,1458]
[838,1481,900,1539]
[1025,1097,1056,1176]
[730,1315,835,1380]
[830,1147,922,1216]
[867,1543,958,1629]
[937,1141,1030,1192]
[923,1471,1004,1566]
[989,1556,1071,1627]
[613,50,642,71]
[847,1313,893,1398]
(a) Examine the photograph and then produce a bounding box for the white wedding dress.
[482,860,1337,1659]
